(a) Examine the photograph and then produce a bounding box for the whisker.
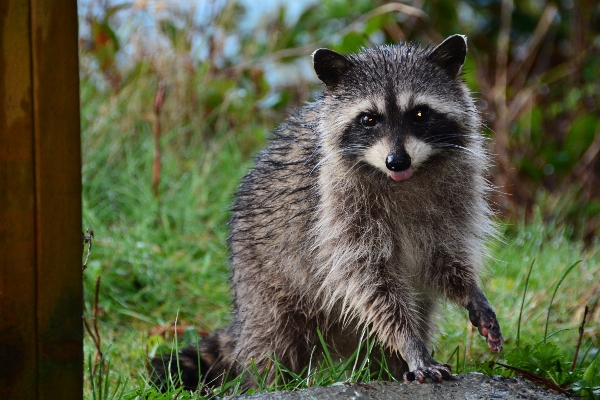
[433,143,482,157]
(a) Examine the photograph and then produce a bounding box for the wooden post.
[0,1,83,399]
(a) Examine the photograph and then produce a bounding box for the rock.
[234,373,567,400]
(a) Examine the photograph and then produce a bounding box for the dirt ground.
[236,373,567,400]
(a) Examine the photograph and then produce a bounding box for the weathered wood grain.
[0,2,38,399]
[0,1,82,399]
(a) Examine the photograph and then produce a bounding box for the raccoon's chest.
[350,188,457,273]
[317,167,470,273]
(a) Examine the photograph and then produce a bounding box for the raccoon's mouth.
[389,169,413,182]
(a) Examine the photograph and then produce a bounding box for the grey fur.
[150,34,504,390]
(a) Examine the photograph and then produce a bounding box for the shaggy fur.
[150,34,504,390]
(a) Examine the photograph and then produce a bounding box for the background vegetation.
[79,0,600,398]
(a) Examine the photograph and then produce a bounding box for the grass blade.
[544,260,581,342]
[517,259,535,348]
[316,328,334,369]
[446,345,460,373]
[536,328,571,344]
[88,353,97,400]
[102,361,110,400]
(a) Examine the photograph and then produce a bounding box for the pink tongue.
[390,169,413,182]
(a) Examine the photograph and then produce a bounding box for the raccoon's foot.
[466,288,504,353]
[403,363,452,383]
[401,339,453,383]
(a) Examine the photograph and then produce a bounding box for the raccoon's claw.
[477,320,504,353]
[468,310,504,353]
[403,363,452,383]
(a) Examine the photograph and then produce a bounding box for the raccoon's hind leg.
[232,304,320,389]
[148,328,237,392]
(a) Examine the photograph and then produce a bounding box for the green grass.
[434,219,600,393]
[81,75,600,399]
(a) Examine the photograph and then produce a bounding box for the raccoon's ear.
[312,48,352,86]
[428,34,467,79]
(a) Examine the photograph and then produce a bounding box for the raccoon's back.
[227,106,321,290]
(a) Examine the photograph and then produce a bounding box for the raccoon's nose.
[386,154,412,171]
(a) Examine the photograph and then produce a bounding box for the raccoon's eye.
[360,114,378,128]
[411,107,430,124]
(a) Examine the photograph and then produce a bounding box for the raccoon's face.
[338,98,466,182]
[313,35,479,182]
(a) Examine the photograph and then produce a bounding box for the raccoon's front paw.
[479,318,503,353]
[403,363,452,383]
[467,304,504,353]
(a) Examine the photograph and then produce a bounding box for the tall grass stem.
[517,259,535,348]
[544,260,581,342]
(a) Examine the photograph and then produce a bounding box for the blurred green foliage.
[80,0,600,238]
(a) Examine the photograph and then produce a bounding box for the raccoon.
[150,34,504,391]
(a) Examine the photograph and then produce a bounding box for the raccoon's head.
[312,35,482,183]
